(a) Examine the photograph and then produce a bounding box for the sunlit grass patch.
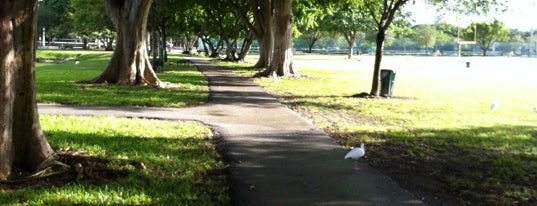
[36,51,208,107]
[0,115,229,205]
[219,55,537,205]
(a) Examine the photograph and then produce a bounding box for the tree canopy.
[412,24,438,51]
[322,1,373,59]
[35,0,518,88]
[38,0,74,38]
[71,0,115,49]
[465,20,510,56]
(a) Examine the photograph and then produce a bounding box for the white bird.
[75,61,80,65]
[344,143,365,172]
[490,98,499,111]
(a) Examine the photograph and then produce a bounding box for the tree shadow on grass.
[39,84,207,107]
[277,94,417,114]
[0,130,228,205]
[331,125,537,206]
[37,60,209,107]
[280,95,366,112]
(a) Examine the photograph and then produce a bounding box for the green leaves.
[71,0,113,37]
[38,0,75,38]
[464,20,510,56]
[412,24,438,49]
[429,0,507,16]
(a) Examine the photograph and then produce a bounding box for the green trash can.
[380,69,396,97]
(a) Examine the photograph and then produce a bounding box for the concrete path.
[38,57,424,206]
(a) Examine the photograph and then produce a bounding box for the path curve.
[39,57,425,206]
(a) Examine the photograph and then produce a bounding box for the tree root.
[0,153,70,183]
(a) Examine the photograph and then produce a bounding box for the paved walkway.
[38,57,424,206]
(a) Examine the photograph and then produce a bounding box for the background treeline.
[37,0,534,57]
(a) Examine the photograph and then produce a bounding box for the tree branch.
[226,0,258,36]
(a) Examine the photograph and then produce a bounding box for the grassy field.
[0,115,228,205]
[36,50,208,107]
[1,50,229,205]
[221,55,537,205]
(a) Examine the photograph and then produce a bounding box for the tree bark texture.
[0,0,54,180]
[90,0,159,86]
[256,0,298,77]
[370,29,385,96]
[238,34,253,61]
[365,0,408,96]
[251,0,273,68]
[227,0,272,67]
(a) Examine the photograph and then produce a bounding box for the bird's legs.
[353,160,359,172]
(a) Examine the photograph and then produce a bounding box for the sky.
[404,0,537,31]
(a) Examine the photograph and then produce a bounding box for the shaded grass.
[36,50,208,107]
[218,55,537,205]
[0,115,229,205]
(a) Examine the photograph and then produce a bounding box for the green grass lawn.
[36,50,208,107]
[0,115,229,205]
[221,55,537,205]
[10,50,228,205]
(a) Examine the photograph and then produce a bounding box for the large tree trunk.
[0,0,55,180]
[251,0,273,68]
[363,0,407,97]
[255,0,298,77]
[370,29,385,96]
[254,30,273,68]
[89,0,159,86]
[227,0,272,68]
[238,34,253,61]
